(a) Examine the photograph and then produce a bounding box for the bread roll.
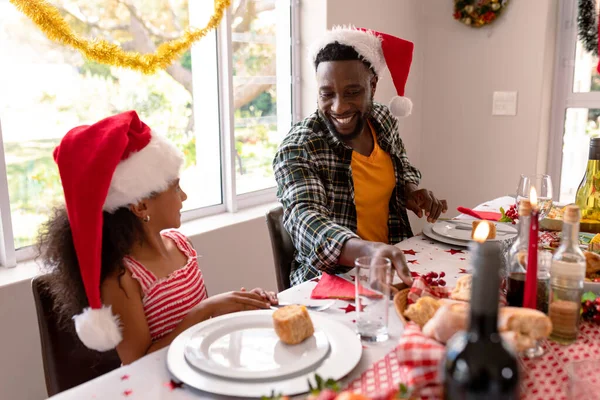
[450,275,472,302]
[272,305,314,345]
[585,251,600,278]
[422,302,469,343]
[403,296,441,328]
[498,307,553,340]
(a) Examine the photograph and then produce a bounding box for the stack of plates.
[166,310,362,398]
[423,220,518,247]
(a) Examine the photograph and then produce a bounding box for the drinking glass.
[568,360,600,400]
[354,257,392,342]
[516,174,553,220]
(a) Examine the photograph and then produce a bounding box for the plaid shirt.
[273,103,422,286]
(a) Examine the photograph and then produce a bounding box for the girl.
[38,111,277,364]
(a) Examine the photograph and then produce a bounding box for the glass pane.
[0,0,221,249]
[573,1,600,92]
[232,0,291,195]
[559,108,598,203]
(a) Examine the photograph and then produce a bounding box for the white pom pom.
[389,96,413,117]
[73,306,122,351]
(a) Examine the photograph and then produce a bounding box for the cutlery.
[270,301,335,312]
[443,220,511,235]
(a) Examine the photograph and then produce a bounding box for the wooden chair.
[31,275,121,396]
[265,206,296,291]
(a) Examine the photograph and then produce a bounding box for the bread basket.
[393,288,411,326]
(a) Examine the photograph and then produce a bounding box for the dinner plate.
[432,221,517,242]
[422,223,469,247]
[584,281,600,294]
[167,310,363,398]
[183,312,330,380]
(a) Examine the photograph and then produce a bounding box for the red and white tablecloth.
[47,197,599,400]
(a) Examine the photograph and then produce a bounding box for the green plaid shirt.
[273,103,422,286]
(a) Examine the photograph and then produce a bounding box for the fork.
[270,300,335,312]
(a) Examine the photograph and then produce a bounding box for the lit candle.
[523,186,539,309]
[473,221,491,243]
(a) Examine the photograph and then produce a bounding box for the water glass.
[568,360,600,399]
[516,174,553,220]
[354,256,392,342]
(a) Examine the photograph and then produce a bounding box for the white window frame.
[0,0,301,267]
[549,0,600,200]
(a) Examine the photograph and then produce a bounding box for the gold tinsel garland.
[8,0,231,75]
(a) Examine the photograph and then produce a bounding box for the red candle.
[523,187,539,309]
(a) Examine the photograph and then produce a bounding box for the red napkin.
[457,206,501,221]
[310,273,382,300]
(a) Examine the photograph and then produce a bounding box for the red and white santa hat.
[53,110,184,351]
[309,25,414,117]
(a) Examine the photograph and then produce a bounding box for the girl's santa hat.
[309,26,414,117]
[53,110,184,351]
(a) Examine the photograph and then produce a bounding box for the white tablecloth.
[48,197,514,400]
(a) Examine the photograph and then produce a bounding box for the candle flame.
[530,186,538,208]
[473,222,490,243]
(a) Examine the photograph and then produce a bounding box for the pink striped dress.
[123,230,208,341]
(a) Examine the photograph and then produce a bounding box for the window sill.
[0,201,280,289]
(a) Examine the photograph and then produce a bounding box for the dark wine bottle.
[443,238,520,399]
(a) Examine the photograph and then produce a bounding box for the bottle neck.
[559,220,580,252]
[468,241,502,335]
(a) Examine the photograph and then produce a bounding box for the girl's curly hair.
[37,206,145,329]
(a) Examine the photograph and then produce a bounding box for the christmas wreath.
[453,0,509,28]
[578,0,598,56]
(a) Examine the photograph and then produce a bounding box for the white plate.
[183,312,330,380]
[422,223,469,247]
[432,221,517,242]
[584,281,600,294]
[167,310,362,398]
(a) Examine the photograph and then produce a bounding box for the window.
[0,0,297,266]
[550,0,600,203]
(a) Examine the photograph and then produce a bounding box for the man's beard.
[320,101,373,142]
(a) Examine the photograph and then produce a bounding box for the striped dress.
[123,230,208,341]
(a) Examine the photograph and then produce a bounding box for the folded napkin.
[310,273,382,300]
[457,206,501,221]
[407,276,450,305]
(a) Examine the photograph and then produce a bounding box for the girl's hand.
[241,287,279,305]
[205,290,270,317]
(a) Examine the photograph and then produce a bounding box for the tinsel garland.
[578,0,598,56]
[8,0,231,75]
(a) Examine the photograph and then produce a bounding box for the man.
[273,26,447,286]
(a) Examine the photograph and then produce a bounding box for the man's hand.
[406,185,448,223]
[369,243,413,286]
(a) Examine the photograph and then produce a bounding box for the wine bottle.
[443,239,520,399]
[575,137,600,221]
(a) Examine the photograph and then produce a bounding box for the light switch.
[492,91,518,116]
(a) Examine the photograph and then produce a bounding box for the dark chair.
[265,206,296,291]
[32,275,121,396]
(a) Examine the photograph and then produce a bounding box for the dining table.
[47,196,600,400]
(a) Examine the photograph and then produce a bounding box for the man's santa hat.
[53,110,184,351]
[309,26,414,117]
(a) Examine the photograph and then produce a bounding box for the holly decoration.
[581,291,600,324]
[499,204,518,224]
[453,0,509,28]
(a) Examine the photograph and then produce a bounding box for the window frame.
[1,0,300,267]
[549,0,600,200]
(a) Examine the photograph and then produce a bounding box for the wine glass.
[516,174,553,220]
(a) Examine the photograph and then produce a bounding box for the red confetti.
[445,249,464,255]
[311,277,320,283]
[403,249,418,256]
[460,257,466,261]
[123,390,133,397]
[459,268,467,274]
[350,275,356,282]
[410,271,420,277]
[164,380,184,391]
[407,260,419,265]
[340,301,366,313]
[120,375,129,381]
[352,319,356,323]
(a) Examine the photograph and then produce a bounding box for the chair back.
[31,275,121,396]
[265,206,296,291]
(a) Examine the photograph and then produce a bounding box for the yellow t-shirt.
[351,123,396,243]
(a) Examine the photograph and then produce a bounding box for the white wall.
[418,0,558,215]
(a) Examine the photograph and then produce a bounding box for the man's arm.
[273,140,358,275]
